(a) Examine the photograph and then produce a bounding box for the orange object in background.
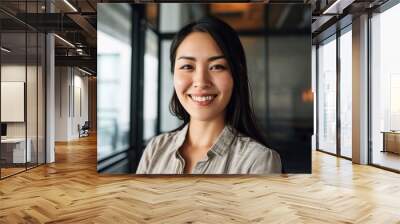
[302,89,313,103]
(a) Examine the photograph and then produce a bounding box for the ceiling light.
[322,0,354,15]
[78,67,92,76]
[1,47,11,53]
[54,34,75,48]
[63,0,78,12]
[323,0,341,14]
[76,48,84,55]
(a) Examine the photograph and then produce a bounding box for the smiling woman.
[174,32,233,124]
[136,17,282,174]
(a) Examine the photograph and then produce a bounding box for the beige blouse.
[136,124,282,174]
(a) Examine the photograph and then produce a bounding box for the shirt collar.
[173,123,236,156]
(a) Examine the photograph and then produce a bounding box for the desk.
[1,138,31,163]
[382,131,400,154]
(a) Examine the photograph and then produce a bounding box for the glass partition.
[241,37,267,130]
[38,33,45,165]
[27,31,38,169]
[317,35,337,154]
[0,1,46,179]
[339,27,352,158]
[371,3,400,171]
[160,40,182,133]
[1,31,28,177]
[97,3,132,161]
[143,29,159,141]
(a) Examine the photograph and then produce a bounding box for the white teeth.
[190,95,215,102]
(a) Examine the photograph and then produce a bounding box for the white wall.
[1,63,46,164]
[1,82,25,122]
[72,72,89,138]
[55,67,89,141]
[55,66,68,141]
[1,65,37,138]
[1,65,26,136]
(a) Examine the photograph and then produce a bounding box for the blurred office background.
[97,3,312,174]
[0,1,47,178]
[0,0,97,179]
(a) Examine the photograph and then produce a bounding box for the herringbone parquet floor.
[1,135,400,223]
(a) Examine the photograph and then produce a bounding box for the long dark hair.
[169,17,267,147]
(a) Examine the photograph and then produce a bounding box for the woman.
[137,17,281,174]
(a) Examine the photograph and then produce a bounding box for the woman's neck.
[186,116,225,149]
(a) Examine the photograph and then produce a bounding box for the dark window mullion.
[367,11,373,165]
[36,18,39,167]
[336,29,341,157]
[316,44,319,151]
[156,4,161,135]
[129,5,145,173]
[25,0,28,171]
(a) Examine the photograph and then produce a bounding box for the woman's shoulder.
[147,129,181,146]
[137,129,182,174]
[235,135,280,159]
[233,135,282,173]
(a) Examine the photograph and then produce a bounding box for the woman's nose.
[193,66,211,88]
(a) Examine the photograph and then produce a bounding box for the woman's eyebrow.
[208,55,225,62]
[177,55,225,61]
[177,56,195,61]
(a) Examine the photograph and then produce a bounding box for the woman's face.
[174,32,234,122]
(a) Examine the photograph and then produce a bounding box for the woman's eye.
[210,64,226,71]
[179,64,193,70]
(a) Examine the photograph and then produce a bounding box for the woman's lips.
[188,94,217,106]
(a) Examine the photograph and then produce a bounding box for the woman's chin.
[188,113,220,122]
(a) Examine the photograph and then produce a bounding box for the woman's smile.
[188,94,218,106]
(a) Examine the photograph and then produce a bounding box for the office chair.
[79,121,90,138]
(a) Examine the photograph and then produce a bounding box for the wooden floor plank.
[0,135,399,223]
